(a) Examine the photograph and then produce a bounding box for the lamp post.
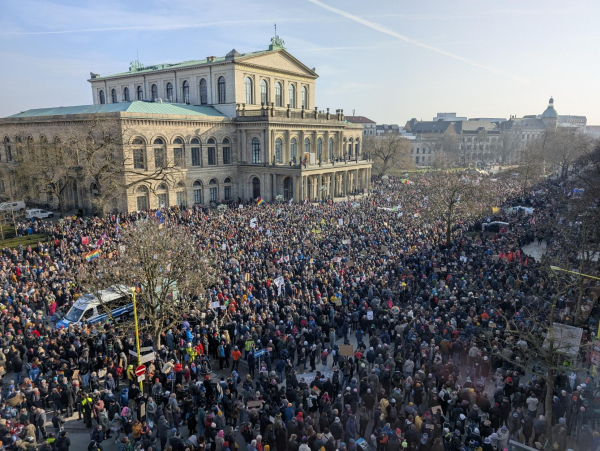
[131,288,143,392]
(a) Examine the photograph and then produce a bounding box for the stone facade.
[0,40,371,213]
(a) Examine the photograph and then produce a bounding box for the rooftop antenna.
[274,23,277,36]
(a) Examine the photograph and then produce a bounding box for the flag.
[84,249,100,262]
[96,237,104,247]
[257,197,265,206]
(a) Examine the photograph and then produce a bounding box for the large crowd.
[0,171,599,451]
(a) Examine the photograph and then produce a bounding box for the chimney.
[206,56,216,62]
[353,109,355,116]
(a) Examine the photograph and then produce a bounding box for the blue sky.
[1,0,599,124]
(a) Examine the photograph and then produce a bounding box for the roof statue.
[129,59,144,72]
[269,25,285,50]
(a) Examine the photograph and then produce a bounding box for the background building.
[0,36,371,212]
[345,115,377,137]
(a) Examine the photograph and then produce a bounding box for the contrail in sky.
[307,0,528,83]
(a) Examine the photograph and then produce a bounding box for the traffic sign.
[135,365,146,377]
[139,352,156,364]
[137,375,145,382]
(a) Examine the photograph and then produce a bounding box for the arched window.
[252,177,261,199]
[223,177,232,200]
[290,138,297,162]
[304,137,310,155]
[275,138,282,163]
[260,80,268,105]
[343,138,347,157]
[355,138,360,156]
[317,138,322,161]
[199,79,208,105]
[151,84,158,101]
[244,77,253,104]
[191,137,201,166]
[207,138,216,165]
[132,137,145,170]
[251,137,261,164]
[275,82,282,107]
[137,85,143,100]
[328,137,334,160]
[99,90,105,104]
[3,137,11,163]
[136,185,149,211]
[176,181,187,206]
[153,138,166,168]
[193,180,203,204]
[348,138,353,158]
[123,87,130,102]
[222,138,231,165]
[156,183,168,208]
[288,84,296,108]
[111,89,117,103]
[166,82,173,102]
[209,178,218,202]
[301,86,307,109]
[182,80,190,104]
[173,137,184,167]
[218,76,226,104]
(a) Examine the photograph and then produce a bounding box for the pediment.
[240,50,318,78]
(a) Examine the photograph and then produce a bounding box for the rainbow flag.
[84,249,100,262]
[257,197,265,206]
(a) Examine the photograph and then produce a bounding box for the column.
[339,131,343,159]
[300,130,305,157]
[237,129,243,163]
[261,173,266,200]
[303,176,307,200]
[295,176,300,202]
[343,171,347,197]
[272,174,275,199]
[324,130,330,161]
[318,174,323,201]
[355,169,359,192]
[261,129,266,164]
[329,174,334,199]
[285,130,290,163]
[241,129,247,163]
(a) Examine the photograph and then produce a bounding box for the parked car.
[0,201,26,212]
[25,209,54,219]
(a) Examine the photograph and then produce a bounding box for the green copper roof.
[8,102,227,118]
[92,48,271,81]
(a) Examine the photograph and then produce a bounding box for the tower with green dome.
[540,97,558,130]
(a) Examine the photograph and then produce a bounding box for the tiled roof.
[345,116,376,124]
[409,121,455,134]
[454,121,499,133]
[7,101,226,118]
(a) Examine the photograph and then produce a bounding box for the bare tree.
[421,172,495,245]
[499,131,520,165]
[514,138,545,196]
[486,269,593,444]
[9,120,182,215]
[364,134,414,175]
[81,220,215,347]
[546,129,592,179]
[11,136,75,213]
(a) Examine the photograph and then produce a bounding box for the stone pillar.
[241,129,247,163]
[329,174,334,199]
[303,176,307,200]
[339,131,343,159]
[324,130,330,161]
[261,129,266,164]
[237,129,243,163]
[272,173,276,199]
[300,130,305,158]
[261,173,266,200]
[318,173,323,201]
[343,171,347,197]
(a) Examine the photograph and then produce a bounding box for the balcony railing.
[235,103,349,123]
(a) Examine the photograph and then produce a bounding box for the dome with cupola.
[541,97,558,118]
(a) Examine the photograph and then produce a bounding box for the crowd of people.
[0,171,599,451]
